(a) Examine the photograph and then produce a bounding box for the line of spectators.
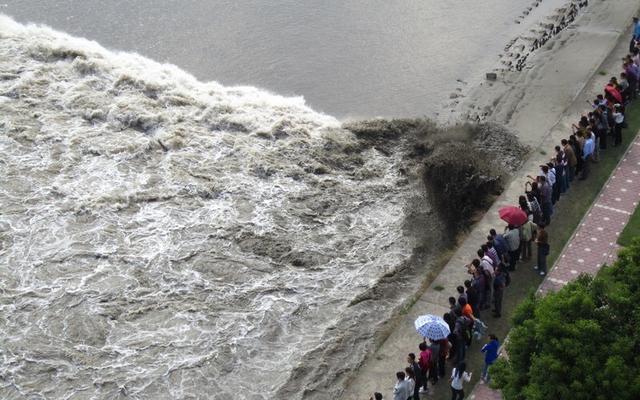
[371,19,640,400]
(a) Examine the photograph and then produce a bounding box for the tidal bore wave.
[0,16,527,399]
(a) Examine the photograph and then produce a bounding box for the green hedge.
[491,239,640,400]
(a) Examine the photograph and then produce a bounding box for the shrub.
[492,238,640,400]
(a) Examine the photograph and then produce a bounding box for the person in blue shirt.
[631,17,640,53]
[481,334,500,383]
[580,132,595,180]
[488,229,508,262]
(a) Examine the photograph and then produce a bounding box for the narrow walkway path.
[468,135,640,400]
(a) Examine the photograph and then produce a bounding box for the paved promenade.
[468,134,640,400]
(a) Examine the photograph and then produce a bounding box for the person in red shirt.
[418,342,432,394]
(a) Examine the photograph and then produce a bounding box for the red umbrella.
[498,206,528,226]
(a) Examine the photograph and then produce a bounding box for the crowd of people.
[369,17,640,400]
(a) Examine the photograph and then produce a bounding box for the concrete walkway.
[468,131,640,400]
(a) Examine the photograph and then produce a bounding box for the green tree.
[492,238,640,400]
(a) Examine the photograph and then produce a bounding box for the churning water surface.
[0,15,444,399]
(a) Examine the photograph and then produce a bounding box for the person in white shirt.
[449,362,472,400]
[477,248,494,276]
[544,164,556,187]
[393,371,411,400]
[633,49,640,68]
[403,367,416,398]
[613,104,625,147]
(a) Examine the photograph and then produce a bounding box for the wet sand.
[342,0,640,398]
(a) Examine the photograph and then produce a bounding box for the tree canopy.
[491,239,640,400]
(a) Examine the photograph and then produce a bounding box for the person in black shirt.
[464,279,480,318]
[492,265,507,318]
[407,353,423,400]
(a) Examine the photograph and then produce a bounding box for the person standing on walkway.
[504,224,520,271]
[613,104,625,147]
[407,353,423,400]
[519,194,531,217]
[404,367,416,399]
[393,371,411,400]
[449,362,472,400]
[619,72,631,102]
[535,223,550,276]
[624,60,640,101]
[459,296,474,319]
[519,218,536,260]
[595,105,609,151]
[481,334,500,383]
[554,146,568,194]
[456,285,467,305]
[562,139,577,183]
[492,266,507,318]
[630,17,640,53]
[580,131,595,180]
[478,248,495,277]
[418,342,432,394]
[464,279,480,318]
[428,339,441,385]
[525,191,543,226]
[437,337,449,379]
[589,118,601,162]
[544,163,560,205]
[534,176,553,225]
[448,296,461,316]
[489,229,509,263]
[453,309,468,364]
[570,134,583,177]
[470,261,487,311]
[483,242,500,268]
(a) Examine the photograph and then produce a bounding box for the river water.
[2,0,570,118]
[0,1,569,399]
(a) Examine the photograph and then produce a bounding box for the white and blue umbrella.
[414,314,450,340]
